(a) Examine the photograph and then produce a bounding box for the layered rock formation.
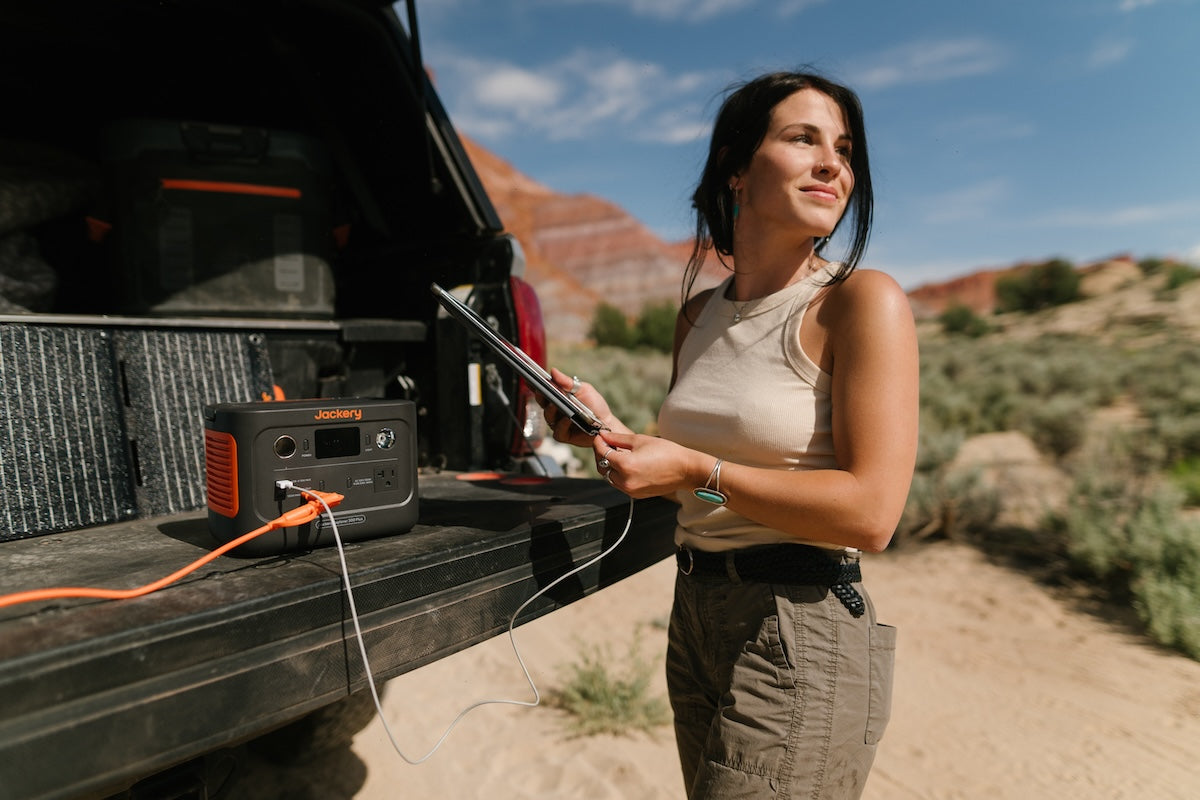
[462,136,700,343]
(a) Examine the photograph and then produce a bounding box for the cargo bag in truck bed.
[94,120,338,317]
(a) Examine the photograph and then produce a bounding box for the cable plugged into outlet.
[0,477,636,767]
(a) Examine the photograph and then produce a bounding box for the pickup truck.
[0,2,675,797]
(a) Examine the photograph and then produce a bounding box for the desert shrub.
[1130,350,1200,464]
[1138,256,1168,276]
[548,633,669,737]
[1020,394,1090,459]
[918,335,1120,457]
[634,301,677,353]
[897,463,1000,544]
[1054,430,1200,658]
[938,304,990,337]
[589,303,634,348]
[894,420,1002,545]
[1169,457,1200,506]
[1131,513,1200,659]
[1163,262,1200,292]
[588,300,678,352]
[913,422,963,472]
[994,258,1080,312]
[1071,480,1200,659]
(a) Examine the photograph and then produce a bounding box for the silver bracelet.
[692,458,728,505]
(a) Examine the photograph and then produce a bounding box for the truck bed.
[0,473,676,799]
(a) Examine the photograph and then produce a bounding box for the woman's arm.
[599,270,919,552]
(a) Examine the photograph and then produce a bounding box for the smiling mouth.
[801,187,839,202]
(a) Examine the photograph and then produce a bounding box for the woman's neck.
[728,237,822,301]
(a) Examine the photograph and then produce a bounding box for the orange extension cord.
[0,490,344,609]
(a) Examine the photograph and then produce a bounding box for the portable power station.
[204,398,418,555]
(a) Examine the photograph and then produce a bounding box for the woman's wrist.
[691,454,728,506]
[682,451,715,490]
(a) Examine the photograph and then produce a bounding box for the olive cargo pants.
[666,566,896,799]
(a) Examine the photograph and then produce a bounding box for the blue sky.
[414,0,1199,289]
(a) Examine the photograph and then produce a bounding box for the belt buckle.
[678,547,694,576]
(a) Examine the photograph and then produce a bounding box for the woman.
[544,71,918,799]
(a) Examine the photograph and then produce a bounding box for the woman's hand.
[592,431,707,500]
[539,368,630,448]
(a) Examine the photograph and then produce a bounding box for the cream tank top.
[657,262,842,553]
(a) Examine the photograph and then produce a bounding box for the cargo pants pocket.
[864,623,897,745]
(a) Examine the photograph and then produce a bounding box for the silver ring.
[604,446,616,458]
[605,471,615,485]
[597,458,610,470]
[569,376,581,396]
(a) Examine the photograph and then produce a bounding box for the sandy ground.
[274,540,1200,799]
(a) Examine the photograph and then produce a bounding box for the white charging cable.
[278,480,635,764]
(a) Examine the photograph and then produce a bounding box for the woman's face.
[732,88,855,244]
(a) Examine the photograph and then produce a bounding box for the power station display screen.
[315,426,360,459]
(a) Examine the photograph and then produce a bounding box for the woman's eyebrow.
[779,121,853,141]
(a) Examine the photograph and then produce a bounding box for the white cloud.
[436,48,716,144]
[551,0,755,23]
[850,38,1007,90]
[471,66,562,110]
[638,113,711,145]
[776,0,830,17]
[1119,0,1160,10]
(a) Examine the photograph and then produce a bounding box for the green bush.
[1022,394,1089,460]
[897,463,999,544]
[548,634,670,737]
[588,300,679,352]
[1132,514,1200,659]
[589,302,635,348]
[1138,256,1168,276]
[1053,430,1200,658]
[995,259,1080,312]
[1164,262,1200,292]
[938,304,990,337]
[634,301,678,353]
[1169,457,1200,506]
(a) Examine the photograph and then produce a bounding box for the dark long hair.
[682,71,874,308]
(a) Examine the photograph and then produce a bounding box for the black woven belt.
[676,544,866,618]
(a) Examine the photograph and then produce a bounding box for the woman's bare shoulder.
[828,268,911,318]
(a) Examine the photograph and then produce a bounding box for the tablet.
[431,283,603,436]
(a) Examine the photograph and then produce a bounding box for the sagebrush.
[548,633,670,737]
[547,305,1200,658]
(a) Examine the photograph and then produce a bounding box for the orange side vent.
[160,178,302,199]
[204,429,239,518]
